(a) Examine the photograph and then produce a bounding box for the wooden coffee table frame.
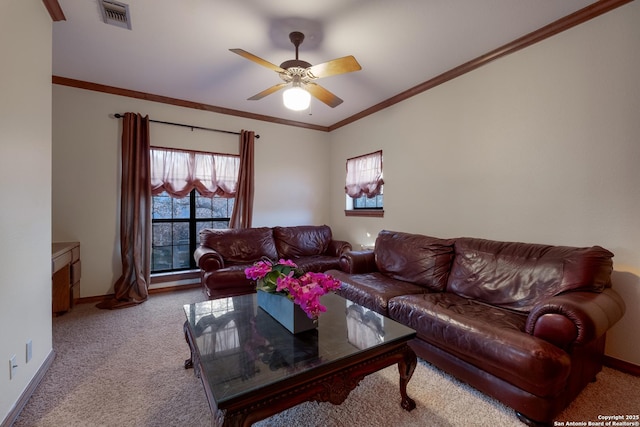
[184,318,417,427]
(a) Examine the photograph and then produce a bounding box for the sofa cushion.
[374,230,454,291]
[447,238,614,312]
[293,255,342,273]
[199,227,278,264]
[329,269,427,316]
[388,293,571,397]
[273,225,332,258]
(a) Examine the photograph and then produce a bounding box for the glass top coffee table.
[183,292,417,426]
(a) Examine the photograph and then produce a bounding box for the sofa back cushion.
[200,227,277,264]
[273,225,332,259]
[374,230,455,291]
[447,237,614,312]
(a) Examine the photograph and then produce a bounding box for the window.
[345,150,384,217]
[353,191,384,209]
[151,190,234,273]
[150,147,239,273]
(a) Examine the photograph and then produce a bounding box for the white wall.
[330,2,640,365]
[52,86,331,298]
[0,1,53,422]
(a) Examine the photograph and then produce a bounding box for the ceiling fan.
[230,31,362,110]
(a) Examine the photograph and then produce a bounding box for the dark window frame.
[151,189,232,273]
[352,192,384,210]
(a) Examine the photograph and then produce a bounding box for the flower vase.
[256,289,317,334]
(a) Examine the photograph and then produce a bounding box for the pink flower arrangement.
[245,258,341,319]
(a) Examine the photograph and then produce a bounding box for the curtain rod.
[113,114,260,139]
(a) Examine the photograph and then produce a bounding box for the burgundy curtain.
[98,113,151,309]
[229,130,255,229]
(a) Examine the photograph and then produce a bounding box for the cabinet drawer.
[71,260,81,284]
[52,251,72,275]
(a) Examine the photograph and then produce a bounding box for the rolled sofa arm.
[339,250,377,274]
[525,288,626,349]
[327,239,353,257]
[194,246,224,272]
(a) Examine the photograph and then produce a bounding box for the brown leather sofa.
[194,225,351,299]
[328,230,626,427]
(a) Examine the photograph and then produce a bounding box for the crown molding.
[42,0,65,21]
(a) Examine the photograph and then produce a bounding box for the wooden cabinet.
[52,242,81,315]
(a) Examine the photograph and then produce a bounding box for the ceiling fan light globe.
[283,86,311,111]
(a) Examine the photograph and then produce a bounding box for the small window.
[345,150,384,217]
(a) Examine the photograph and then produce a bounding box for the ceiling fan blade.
[229,48,286,73]
[247,83,288,100]
[307,55,362,79]
[305,82,343,108]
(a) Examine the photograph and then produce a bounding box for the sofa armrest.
[327,239,353,257]
[194,246,225,271]
[339,250,377,274]
[525,288,626,348]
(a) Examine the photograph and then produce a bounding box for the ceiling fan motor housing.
[278,66,313,84]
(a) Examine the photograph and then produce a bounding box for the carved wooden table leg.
[398,346,417,411]
[183,320,194,369]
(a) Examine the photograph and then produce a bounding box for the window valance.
[150,147,239,198]
[345,150,384,198]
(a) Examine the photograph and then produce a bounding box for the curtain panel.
[150,147,240,198]
[229,130,255,229]
[345,150,384,198]
[97,112,151,309]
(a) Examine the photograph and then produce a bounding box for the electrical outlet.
[26,340,33,363]
[9,355,17,380]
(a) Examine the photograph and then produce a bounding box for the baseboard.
[74,283,201,305]
[1,349,55,427]
[150,270,200,284]
[75,293,114,305]
[148,282,200,294]
[604,355,640,376]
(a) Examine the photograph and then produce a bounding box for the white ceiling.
[52,0,599,128]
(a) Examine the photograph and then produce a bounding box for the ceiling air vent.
[99,0,132,30]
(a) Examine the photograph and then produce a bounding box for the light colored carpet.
[13,288,639,427]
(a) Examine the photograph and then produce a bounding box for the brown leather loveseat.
[327,230,626,427]
[195,225,351,299]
